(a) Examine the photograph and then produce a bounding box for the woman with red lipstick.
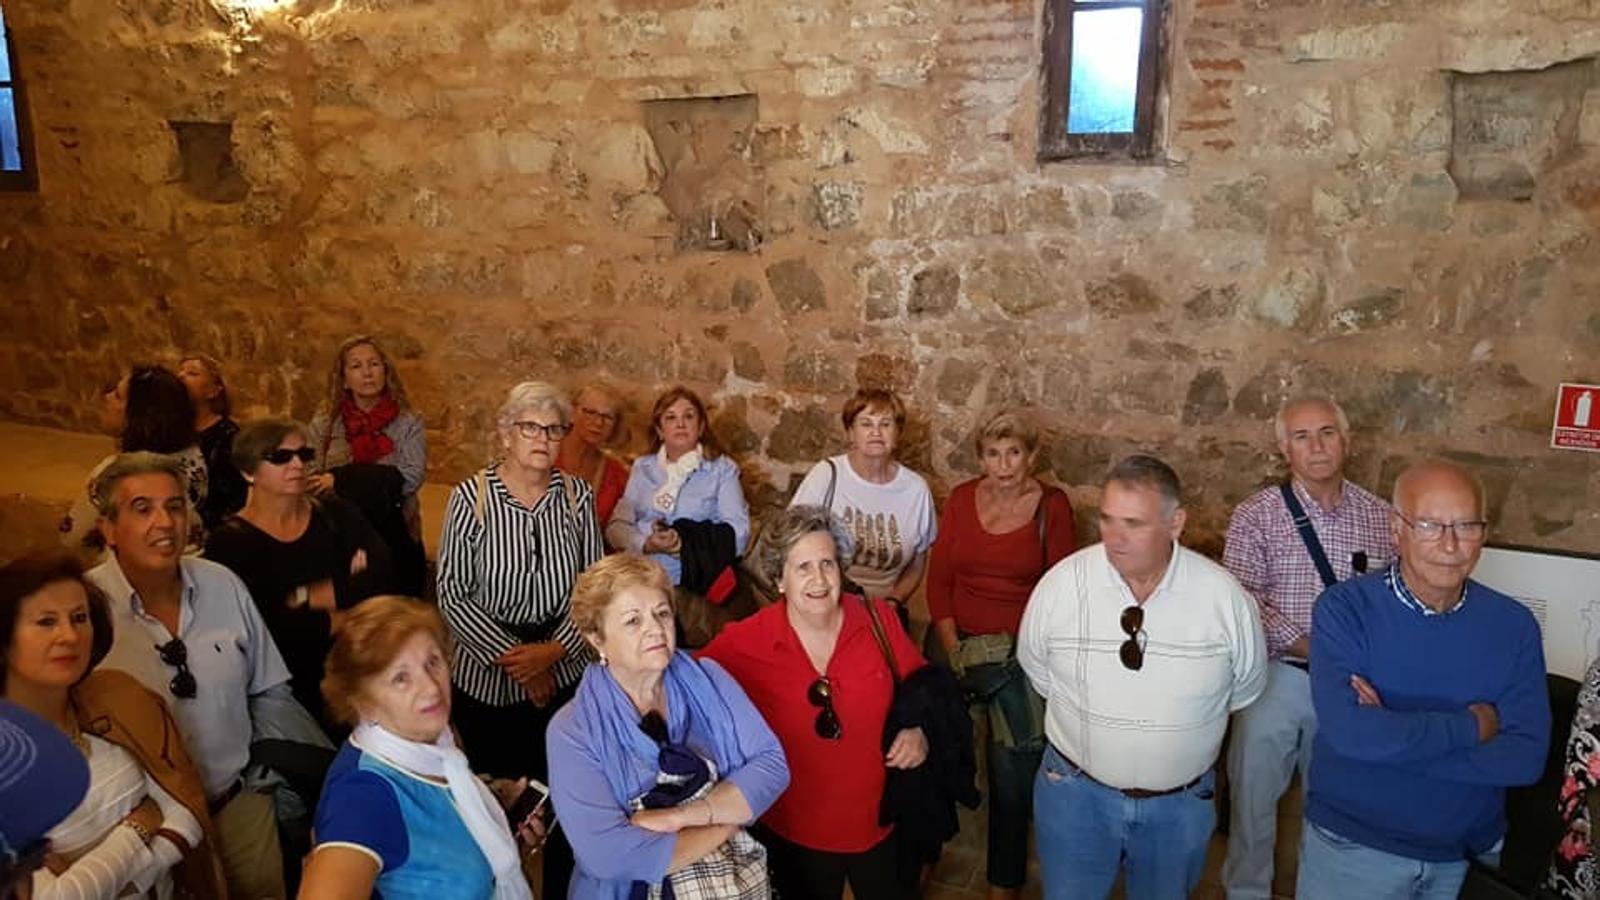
[1,552,225,900]
[788,389,936,623]
[701,505,928,900]
[204,417,394,734]
[301,597,536,900]
[926,409,1076,900]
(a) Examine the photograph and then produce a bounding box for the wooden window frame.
[0,3,38,193]
[1038,0,1165,163]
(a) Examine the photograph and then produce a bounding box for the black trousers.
[452,683,578,899]
[754,825,913,900]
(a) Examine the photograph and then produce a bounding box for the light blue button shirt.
[606,453,750,585]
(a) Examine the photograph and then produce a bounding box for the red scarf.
[338,393,399,464]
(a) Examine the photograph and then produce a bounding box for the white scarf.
[352,722,533,900]
[650,444,703,515]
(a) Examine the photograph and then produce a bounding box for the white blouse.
[31,734,202,900]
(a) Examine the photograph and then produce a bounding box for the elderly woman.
[606,386,750,646]
[789,389,936,617]
[2,552,225,900]
[926,409,1076,900]
[301,596,535,900]
[177,353,249,530]
[549,554,790,899]
[436,381,603,896]
[556,382,632,526]
[701,505,930,899]
[306,335,428,594]
[1546,655,1600,898]
[62,366,208,552]
[203,417,394,733]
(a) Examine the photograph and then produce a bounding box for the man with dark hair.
[1297,460,1549,899]
[1222,394,1394,899]
[1019,454,1266,899]
[86,451,325,900]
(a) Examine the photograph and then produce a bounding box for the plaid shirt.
[1223,479,1395,658]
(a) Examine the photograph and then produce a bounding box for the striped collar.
[1385,564,1466,616]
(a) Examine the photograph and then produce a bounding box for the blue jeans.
[1223,660,1316,899]
[1033,743,1216,900]
[1295,822,1467,900]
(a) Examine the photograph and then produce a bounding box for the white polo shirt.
[1018,542,1266,791]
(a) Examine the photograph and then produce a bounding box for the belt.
[1049,741,1203,799]
[1282,658,1310,673]
[208,779,243,815]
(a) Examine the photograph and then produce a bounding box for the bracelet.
[123,817,153,844]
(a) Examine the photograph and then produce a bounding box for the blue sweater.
[1306,569,1549,862]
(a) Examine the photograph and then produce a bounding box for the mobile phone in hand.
[508,778,550,829]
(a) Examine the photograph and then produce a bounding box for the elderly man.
[1298,460,1549,900]
[86,452,326,900]
[1221,394,1395,899]
[1019,454,1266,899]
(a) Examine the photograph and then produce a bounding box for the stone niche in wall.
[640,93,764,252]
[1449,58,1597,201]
[169,120,249,204]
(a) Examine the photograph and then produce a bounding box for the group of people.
[0,345,1589,900]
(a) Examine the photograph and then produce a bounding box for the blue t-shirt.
[314,742,495,900]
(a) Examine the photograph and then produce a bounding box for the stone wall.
[2,0,1600,554]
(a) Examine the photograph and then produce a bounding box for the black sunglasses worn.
[1120,605,1146,672]
[156,638,198,699]
[262,447,316,466]
[807,677,842,740]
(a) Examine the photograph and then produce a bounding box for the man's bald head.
[1391,460,1486,520]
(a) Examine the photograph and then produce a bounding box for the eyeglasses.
[578,405,619,426]
[1119,605,1147,672]
[1394,511,1488,544]
[807,677,842,740]
[262,447,316,465]
[513,421,572,441]
[156,638,198,699]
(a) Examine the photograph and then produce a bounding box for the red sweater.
[926,479,1077,636]
[699,596,924,853]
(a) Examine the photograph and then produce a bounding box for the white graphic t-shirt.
[789,454,937,598]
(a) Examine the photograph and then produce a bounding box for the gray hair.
[496,381,573,431]
[1105,454,1182,519]
[91,452,190,520]
[1274,393,1350,445]
[755,504,856,586]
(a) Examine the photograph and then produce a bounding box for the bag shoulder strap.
[1280,481,1338,589]
[1035,485,1050,574]
[823,458,839,510]
[860,596,901,685]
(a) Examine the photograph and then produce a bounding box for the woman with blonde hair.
[300,596,536,900]
[306,335,428,594]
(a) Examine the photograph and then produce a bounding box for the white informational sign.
[1472,544,1600,681]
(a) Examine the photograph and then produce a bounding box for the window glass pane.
[0,1,11,83]
[1066,6,1143,135]
[0,88,19,171]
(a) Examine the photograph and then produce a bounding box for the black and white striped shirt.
[436,467,604,706]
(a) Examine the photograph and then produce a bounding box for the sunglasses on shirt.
[807,676,842,740]
[262,447,316,466]
[156,638,199,699]
[1120,605,1147,672]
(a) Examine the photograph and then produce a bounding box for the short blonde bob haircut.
[570,553,673,638]
[321,596,451,727]
[973,408,1040,456]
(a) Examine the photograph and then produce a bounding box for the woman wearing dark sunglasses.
[0,552,225,900]
[203,417,394,735]
[701,505,927,900]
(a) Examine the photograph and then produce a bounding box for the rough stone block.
[765,259,828,314]
[811,181,863,230]
[1196,176,1270,233]
[1450,60,1593,201]
[169,120,249,204]
[767,404,836,463]
[784,348,850,393]
[1330,289,1405,334]
[1087,273,1162,317]
[1183,369,1231,425]
[1254,266,1324,329]
[908,265,960,316]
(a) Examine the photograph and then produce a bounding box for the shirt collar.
[1386,563,1466,616]
[1101,541,1183,602]
[99,555,197,630]
[1291,478,1348,516]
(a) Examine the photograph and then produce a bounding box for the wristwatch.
[291,585,310,608]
